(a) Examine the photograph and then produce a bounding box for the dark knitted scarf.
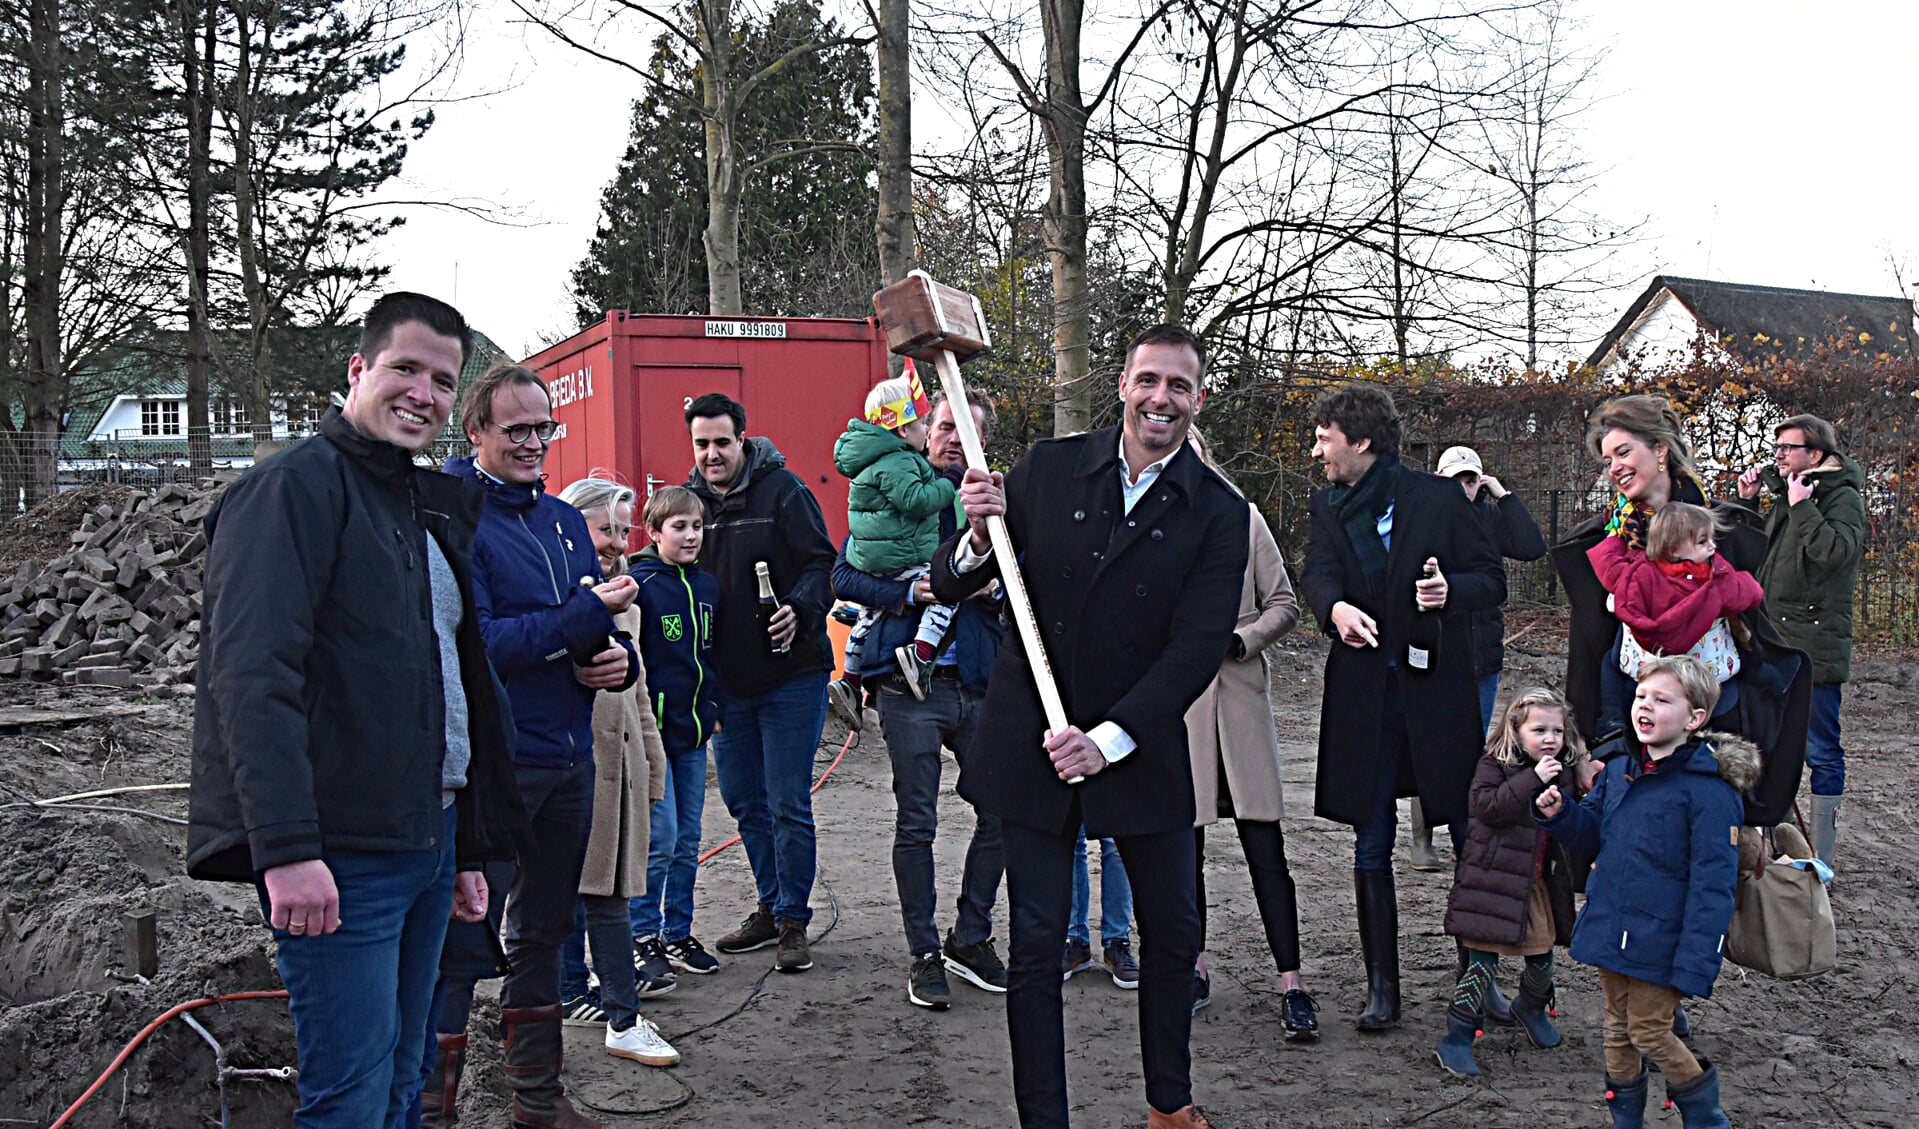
[1327,453,1400,597]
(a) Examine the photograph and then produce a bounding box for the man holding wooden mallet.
[930,324,1248,1129]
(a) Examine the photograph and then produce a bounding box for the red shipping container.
[523,312,891,548]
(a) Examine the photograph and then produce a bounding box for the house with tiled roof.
[1588,275,1916,372]
[59,329,507,481]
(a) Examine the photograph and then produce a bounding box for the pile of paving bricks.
[0,484,217,689]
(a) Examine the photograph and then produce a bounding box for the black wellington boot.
[1354,869,1401,1030]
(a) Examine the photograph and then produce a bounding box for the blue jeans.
[1807,682,1846,795]
[711,671,828,923]
[263,803,457,1128]
[1479,671,1501,737]
[1070,829,1132,946]
[629,743,710,941]
[875,675,1001,955]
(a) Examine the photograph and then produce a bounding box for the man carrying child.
[833,389,1011,1010]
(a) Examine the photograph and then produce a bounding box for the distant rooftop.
[1588,275,1916,369]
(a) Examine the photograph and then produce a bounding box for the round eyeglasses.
[496,420,560,445]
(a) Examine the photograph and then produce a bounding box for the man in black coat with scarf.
[932,324,1247,1129]
[1299,384,1505,1032]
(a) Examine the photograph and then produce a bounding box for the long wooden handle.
[928,350,1081,782]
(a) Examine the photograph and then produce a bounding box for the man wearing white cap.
[1409,446,1546,870]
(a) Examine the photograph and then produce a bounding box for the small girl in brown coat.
[1435,687,1591,1077]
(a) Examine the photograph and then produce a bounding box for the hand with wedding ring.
[263,858,342,937]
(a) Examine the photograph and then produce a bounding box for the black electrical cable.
[559,725,853,1115]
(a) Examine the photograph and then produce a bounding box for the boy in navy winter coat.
[627,486,727,979]
[1537,654,1757,1129]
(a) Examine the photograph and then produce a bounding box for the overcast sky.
[373,0,1919,362]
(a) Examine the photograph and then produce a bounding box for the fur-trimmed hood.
[1699,730,1762,795]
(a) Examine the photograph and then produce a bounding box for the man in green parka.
[1734,413,1866,864]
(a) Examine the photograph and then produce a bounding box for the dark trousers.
[875,675,1002,955]
[500,760,596,1014]
[1195,820,1299,974]
[1002,818,1199,1126]
[1354,678,1466,869]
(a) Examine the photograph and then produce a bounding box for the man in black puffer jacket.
[683,393,837,975]
[189,292,526,1127]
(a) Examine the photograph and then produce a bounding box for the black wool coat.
[1300,467,1506,829]
[1443,756,1577,949]
[1466,492,1547,679]
[930,427,1248,839]
[1550,501,1809,826]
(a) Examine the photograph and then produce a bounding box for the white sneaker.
[606,1016,680,1067]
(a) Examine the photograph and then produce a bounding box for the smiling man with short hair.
[190,292,525,1126]
[931,324,1248,1129]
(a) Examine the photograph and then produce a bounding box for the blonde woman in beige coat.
[557,477,679,1068]
[1184,430,1319,1040]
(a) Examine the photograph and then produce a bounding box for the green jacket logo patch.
[660,614,684,643]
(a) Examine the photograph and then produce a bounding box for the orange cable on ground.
[56,730,856,1123]
[51,990,290,1128]
[697,729,857,865]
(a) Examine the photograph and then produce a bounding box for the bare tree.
[976,0,1169,435]
[518,0,874,315]
[1473,0,1636,370]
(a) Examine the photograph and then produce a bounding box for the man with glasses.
[1735,414,1865,865]
[446,363,640,1129]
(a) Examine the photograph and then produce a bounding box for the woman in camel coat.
[1183,431,1319,1039]
[558,478,670,1041]
[581,601,668,898]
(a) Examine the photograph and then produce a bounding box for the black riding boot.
[1354,869,1400,1030]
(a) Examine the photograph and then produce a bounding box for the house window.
[288,393,326,434]
[140,400,181,436]
[211,397,250,435]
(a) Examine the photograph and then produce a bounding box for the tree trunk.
[874,0,915,290]
[1039,0,1091,437]
[1,184,18,513]
[697,0,744,315]
[228,0,278,454]
[20,0,65,507]
[181,0,214,474]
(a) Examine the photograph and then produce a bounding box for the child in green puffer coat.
[828,367,961,717]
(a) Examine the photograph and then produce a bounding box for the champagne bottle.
[1406,559,1441,672]
[756,560,790,654]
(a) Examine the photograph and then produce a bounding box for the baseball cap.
[1435,445,1484,479]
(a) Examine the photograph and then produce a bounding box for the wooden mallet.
[872,270,1079,782]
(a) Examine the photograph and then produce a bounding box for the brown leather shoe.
[1148,1105,1215,1129]
[509,1095,602,1129]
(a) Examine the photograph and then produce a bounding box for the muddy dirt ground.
[1,631,1915,1127]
